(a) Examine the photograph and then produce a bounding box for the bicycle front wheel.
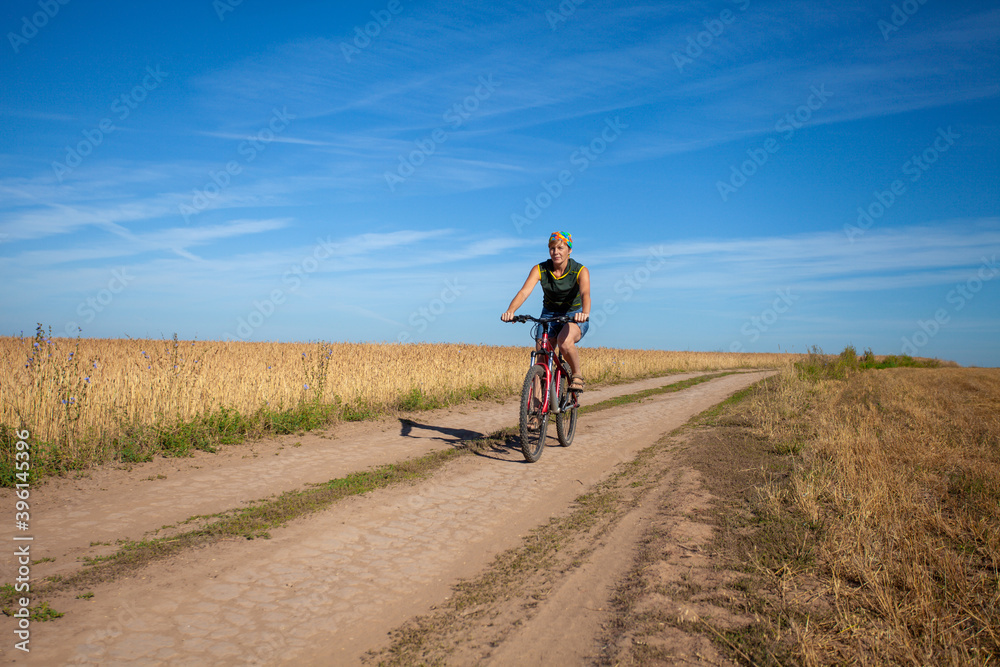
[555,376,577,447]
[519,364,549,462]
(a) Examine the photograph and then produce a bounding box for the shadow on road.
[398,418,481,446]
[468,431,550,464]
[399,419,546,463]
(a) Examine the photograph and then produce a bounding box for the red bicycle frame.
[527,318,574,415]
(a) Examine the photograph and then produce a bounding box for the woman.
[501,231,591,390]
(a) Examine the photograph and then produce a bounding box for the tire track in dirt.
[479,458,733,666]
[3,373,710,580]
[10,371,771,665]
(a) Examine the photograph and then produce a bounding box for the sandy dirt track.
[3,370,771,665]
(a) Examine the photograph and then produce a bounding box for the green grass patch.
[795,345,944,382]
[580,371,740,415]
[397,386,446,411]
[0,588,65,622]
[695,384,759,425]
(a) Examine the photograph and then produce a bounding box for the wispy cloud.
[591,219,1000,295]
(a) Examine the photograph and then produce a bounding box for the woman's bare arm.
[501,266,540,320]
[575,266,591,322]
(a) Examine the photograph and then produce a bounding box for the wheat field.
[0,330,795,477]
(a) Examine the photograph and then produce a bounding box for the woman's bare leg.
[557,323,583,379]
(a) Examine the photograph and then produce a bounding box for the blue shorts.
[538,307,589,343]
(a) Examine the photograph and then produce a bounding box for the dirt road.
[4,370,771,665]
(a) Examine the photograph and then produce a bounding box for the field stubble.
[0,328,794,481]
[728,361,1000,664]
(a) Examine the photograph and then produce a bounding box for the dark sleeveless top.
[538,258,584,312]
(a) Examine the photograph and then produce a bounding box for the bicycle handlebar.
[507,314,582,324]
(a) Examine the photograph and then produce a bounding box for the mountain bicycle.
[507,314,580,462]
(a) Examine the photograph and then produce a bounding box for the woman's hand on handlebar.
[501,311,515,322]
[573,312,589,323]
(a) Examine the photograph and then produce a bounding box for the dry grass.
[0,327,795,479]
[741,364,1000,665]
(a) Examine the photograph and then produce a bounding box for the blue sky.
[1,0,998,366]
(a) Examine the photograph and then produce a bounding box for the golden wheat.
[1,333,797,459]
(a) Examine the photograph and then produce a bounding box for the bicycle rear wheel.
[555,373,577,447]
[519,364,549,462]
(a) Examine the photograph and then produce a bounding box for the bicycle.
[506,314,581,462]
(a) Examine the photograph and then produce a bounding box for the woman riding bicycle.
[501,231,591,390]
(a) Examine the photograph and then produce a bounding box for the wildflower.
[304,384,309,389]
[148,365,151,369]
[62,399,67,404]
[69,352,74,358]
[85,377,91,383]
[93,362,98,369]
[33,342,39,348]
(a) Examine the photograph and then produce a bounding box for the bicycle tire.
[555,373,578,447]
[519,364,549,462]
